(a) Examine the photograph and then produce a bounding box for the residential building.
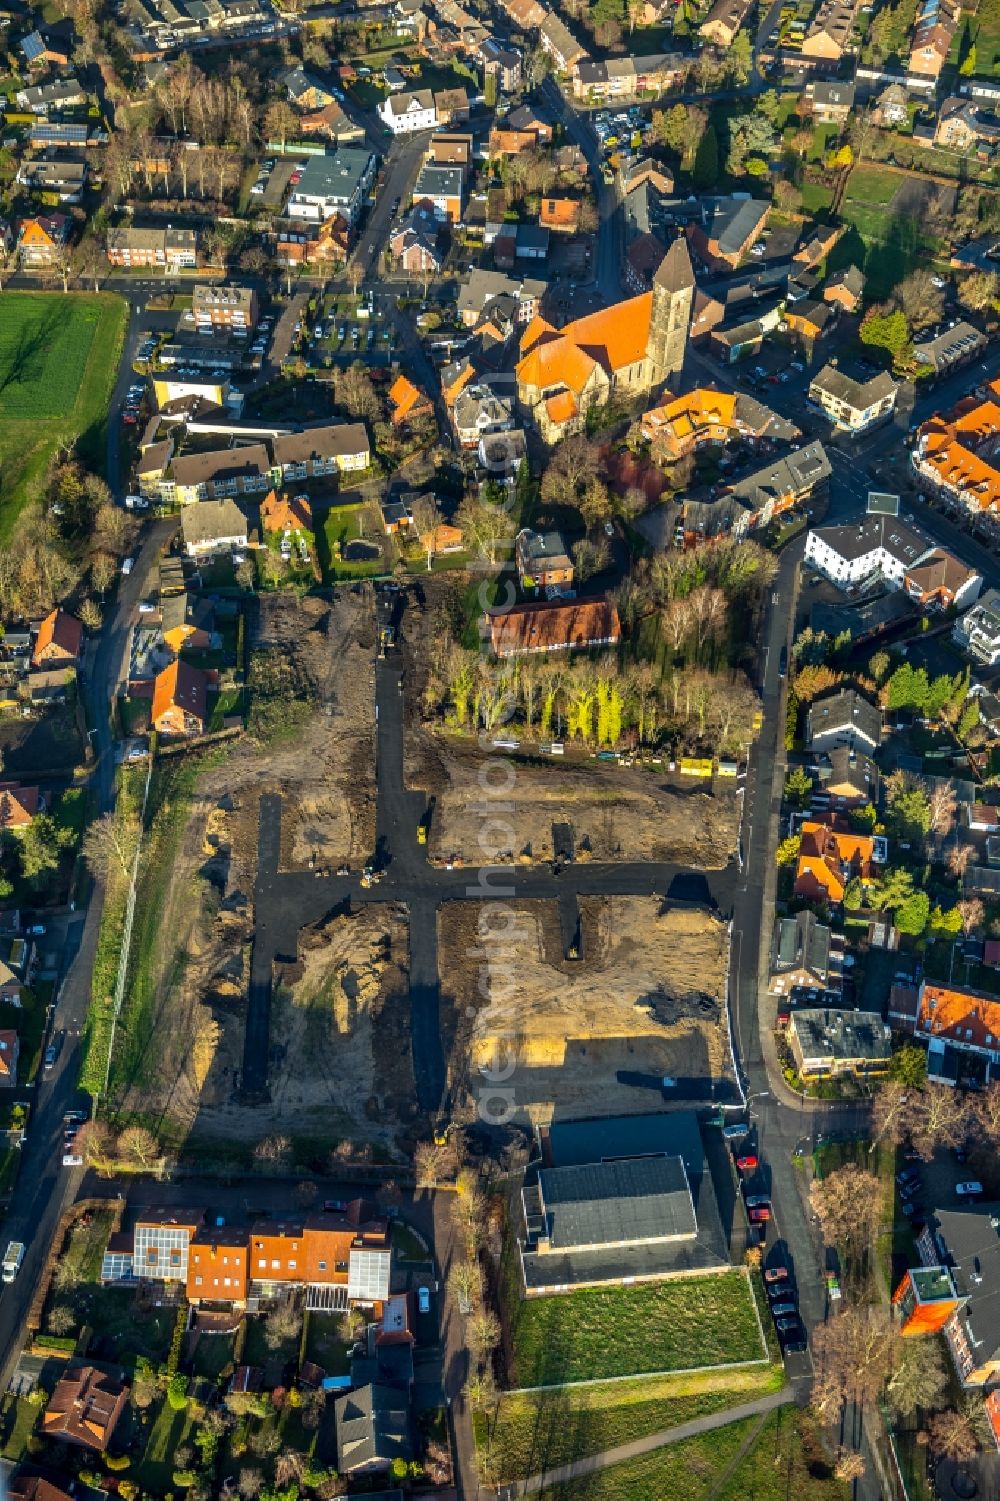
[913,321,988,378]
[818,745,879,809]
[873,81,911,126]
[388,375,433,427]
[809,80,856,122]
[335,1384,413,1475]
[507,103,555,142]
[429,131,474,166]
[908,0,960,79]
[571,52,685,102]
[260,491,312,534]
[785,299,837,347]
[276,215,350,268]
[699,0,753,46]
[271,423,370,478]
[168,444,272,505]
[106,225,198,269]
[904,549,982,611]
[479,428,527,476]
[161,593,214,654]
[411,162,463,221]
[20,27,72,67]
[793,223,843,270]
[457,269,547,327]
[42,1368,128,1452]
[800,0,862,62]
[132,1215,201,1282]
[768,911,835,996]
[281,65,337,110]
[16,156,86,202]
[809,364,899,433]
[538,10,588,71]
[285,149,377,225]
[912,387,1000,520]
[687,197,769,272]
[935,96,1000,153]
[905,1204,1000,1385]
[389,207,443,273]
[378,88,437,134]
[806,688,881,755]
[901,981,1000,1085]
[516,236,694,442]
[15,76,86,113]
[498,0,546,24]
[11,1479,74,1501]
[452,382,515,447]
[433,86,469,124]
[722,441,831,531]
[152,660,209,736]
[32,609,82,668]
[540,197,582,234]
[954,588,1000,664]
[793,815,880,903]
[640,387,796,456]
[804,513,936,590]
[187,1230,250,1305]
[16,212,70,267]
[0,1031,20,1083]
[788,1008,891,1081]
[479,36,521,91]
[515,528,574,590]
[0,785,40,834]
[488,597,621,657]
[192,283,257,334]
[180,498,250,556]
[823,264,864,312]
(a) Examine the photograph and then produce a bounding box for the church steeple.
[647,235,695,388]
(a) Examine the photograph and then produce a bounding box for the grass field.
[0,292,127,541]
[508,1272,766,1389]
[533,1407,848,1501]
[475,1364,786,1484]
[844,165,899,204]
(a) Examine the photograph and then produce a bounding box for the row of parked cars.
[728,1124,807,1355]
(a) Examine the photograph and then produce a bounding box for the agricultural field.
[0,292,127,540]
[507,1272,766,1388]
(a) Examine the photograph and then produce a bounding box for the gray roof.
[809,513,932,567]
[926,1204,1000,1363]
[771,911,831,980]
[813,80,855,107]
[913,320,988,371]
[654,234,695,293]
[806,687,881,747]
[334,1383,412,1473]
[172,443,270,488]
[539,9,586,62]
[160,591,213,634]
[810,363,898,409]
[703,196,769,257]
[457,268,546,315]
[810,591,918,641]
[546,1110,707,1183]
[290,149,374,202]
[538,1156,696,1250]
[790,1008,891,1062]
[179,498,249,545]
[727,441,831,508]
[517,527,572,572]
[413,163,464,200]
[822,744,879,799]
[271,422,369,466]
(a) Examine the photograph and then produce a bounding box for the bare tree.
[871,1081,916,1148]
[809,1165,883,1263]
[948,843,973,881]
[811,1305,897,1419]
[834,1451,866,1483]
[118,1124,161,1170]
[909,1088,968,1160]
[929,781,958,837]
[957,898,985,937]
[926,1408,980,1463]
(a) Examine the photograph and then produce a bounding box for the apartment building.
[572,52,685,102]
[285,148,377,225]
[809,364,899,434]
[192,283,258,334]
[804,513,936,591]
[953,587,1000,664]
[271,422,370,478]
[788,1008,891,1082]
[106,225,198,270]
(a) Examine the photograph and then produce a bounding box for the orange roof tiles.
[260,489,312,532]
[794,817,875,903]
[540,197,581,231]
[32,608,82,665]
[152,659,208,730]
[488,597,621,657]
[389,374,431,426]
[0,784,39,830]
[916,983,1000,1052]
[917,394,1000,513]
[516,292,654,400]
[545,389,578,424]
[642,388,737,443]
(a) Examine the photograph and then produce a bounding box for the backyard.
[507,1272,767,1388]
[0,291,127,540]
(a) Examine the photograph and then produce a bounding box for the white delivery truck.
[3,1241,24,1282]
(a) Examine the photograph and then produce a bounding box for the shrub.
[103,1452,131,1471]
[173,1470,197,1487]
[167,1373,189,1411]
[166,1302,187,1377]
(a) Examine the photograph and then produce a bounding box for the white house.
[809,365,899,435]
[954,588,1000,665]
[285,149,376,226]
[378,89,437,134]
[806,688,881,755]
[805,515,935,591]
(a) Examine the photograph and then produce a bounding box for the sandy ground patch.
[439,896,732,1126]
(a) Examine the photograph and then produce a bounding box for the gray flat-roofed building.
[285,148,376,225]
[788,1007,891,1081]
[546,1110,706,1183]
[538,1157,697,1251]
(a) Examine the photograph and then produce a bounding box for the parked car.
[826,1273,841,1301]
[767,1282,792,1301]
[771,1301,797,1318]
[763,1266,789,1284]
[957,1181,984,1197]
[417,1286,431,1314]
[43,1044,57,1074]
[735,1154,758,1171]
[745,1193,770,1209]
[749,1206,771,1223]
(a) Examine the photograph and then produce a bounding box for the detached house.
[788,1009,891,1082]
[809,365,899,434]
[16,212,70,267]
[793,816,882,904]
[378,89,437,134]
[768,911,836,996]
[32,609,82,668]
[515,528,574,591]
[42,1368,129,1453]
[806,688,881,755]
[904,550,982,612]
[954,588,1000,665]
[151,660,209,738]
[699,0,753,46]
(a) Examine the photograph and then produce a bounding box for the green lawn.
[801,181,834,214]
[0,292,127,541]
[191,1330,236,1380]
[0,1397,38,1460]
[392,1221,429,1261]
[475,1365,786,1484]
[508,1272,766,1389]
[808,123,839,161]
[844,165,899,204]
[135,1398,195,1493]
[58,1206,117,1284]
[532,1408,848,1501]
[304,1311,351,1374]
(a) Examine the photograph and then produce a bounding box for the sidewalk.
[515,1386,794,1496]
